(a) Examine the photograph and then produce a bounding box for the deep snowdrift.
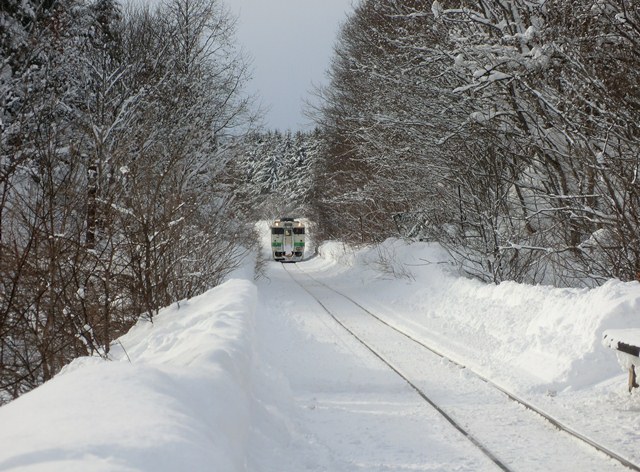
[0,278,257,472]
[0,237,638,470]
[315,239,640,393]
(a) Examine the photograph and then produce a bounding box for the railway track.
[283,262,640,472]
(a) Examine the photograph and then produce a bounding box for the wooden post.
[628,365,639,393]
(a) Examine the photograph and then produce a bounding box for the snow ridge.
[0,279,257,472]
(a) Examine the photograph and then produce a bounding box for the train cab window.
[293,228,305,235]
[271,227,284,235]
[285,229,292,236]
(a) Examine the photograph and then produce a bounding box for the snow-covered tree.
[0,0,257,403]
[231,129,323,222]
[315,0,640,285]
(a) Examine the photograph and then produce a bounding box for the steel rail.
[289,263,640,472]
[283,263,513,472]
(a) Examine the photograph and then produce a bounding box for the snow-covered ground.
[0,231,639,471]
[300,240,640,466]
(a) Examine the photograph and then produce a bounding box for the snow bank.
[316,238,640,393]
[0,278,257,472]
[3,235,639,471]
[317,240,358,266]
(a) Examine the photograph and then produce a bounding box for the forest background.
[1,0,638,401]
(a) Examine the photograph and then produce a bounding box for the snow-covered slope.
[314,239,640,393]
[0,278,258,472]
[0,237,638,471]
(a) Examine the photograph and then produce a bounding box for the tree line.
[0,0,255,402]
[229,129,324,222]
[313,0,640,287]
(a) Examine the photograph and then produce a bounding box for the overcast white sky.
[223,0,354,131]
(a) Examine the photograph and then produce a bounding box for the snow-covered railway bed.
[285,264,637,472]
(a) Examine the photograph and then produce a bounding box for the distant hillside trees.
[315,0,640,286]
[0,0,255,402]
[230,129,324,222]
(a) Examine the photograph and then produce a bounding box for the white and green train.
[271,218,305,262]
